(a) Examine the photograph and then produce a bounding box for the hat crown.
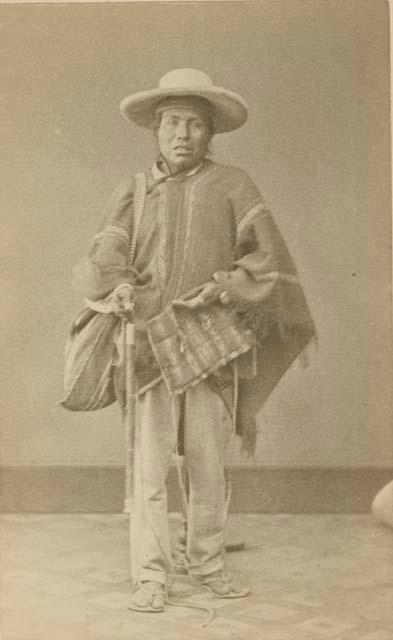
[159,68,213,90]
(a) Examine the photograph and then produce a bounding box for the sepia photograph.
[0,1,392,638]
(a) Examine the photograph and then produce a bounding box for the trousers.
[129,379,233,586]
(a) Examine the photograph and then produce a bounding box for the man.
[72,68,315,612]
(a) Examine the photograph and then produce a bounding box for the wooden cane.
[123,315,136,514]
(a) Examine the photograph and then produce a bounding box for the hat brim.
[120,86,248,134]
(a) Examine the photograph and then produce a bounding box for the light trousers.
[130,379,233,586]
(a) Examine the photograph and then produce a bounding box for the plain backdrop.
[0,0,391,467]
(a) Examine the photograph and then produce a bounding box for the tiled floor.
[0,513,392,639]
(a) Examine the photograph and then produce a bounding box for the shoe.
[128,581,166,612]
[191,571,250,599]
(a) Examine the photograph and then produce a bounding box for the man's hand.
[173,274,231,310]
[109,283,136,318]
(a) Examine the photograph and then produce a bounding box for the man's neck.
[154,156,205,179]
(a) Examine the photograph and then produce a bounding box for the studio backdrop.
[0,0,391,511]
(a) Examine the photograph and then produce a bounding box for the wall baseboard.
[0,465,391,513]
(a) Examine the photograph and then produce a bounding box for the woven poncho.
[72,160,315,453]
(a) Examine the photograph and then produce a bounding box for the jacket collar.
[151,158,205,180]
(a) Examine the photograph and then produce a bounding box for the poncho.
[72,159,315,453]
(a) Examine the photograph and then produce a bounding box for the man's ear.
[206,136,214,157]
[153,114,162,138]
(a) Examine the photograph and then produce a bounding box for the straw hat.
[120,68,248,134]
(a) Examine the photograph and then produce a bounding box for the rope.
[128,172,147,265]
[165,592,215,627]
[232,359,239,437]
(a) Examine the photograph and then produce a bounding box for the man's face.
[157,108,211,173]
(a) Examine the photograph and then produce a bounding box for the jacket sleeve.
[72,178,137,300]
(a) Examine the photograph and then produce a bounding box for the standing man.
[72,68,315,612]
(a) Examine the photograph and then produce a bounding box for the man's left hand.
[173,275,231,309]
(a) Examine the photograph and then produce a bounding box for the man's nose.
[175,122,190,139]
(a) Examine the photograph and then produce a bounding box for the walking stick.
[122,313,136,515]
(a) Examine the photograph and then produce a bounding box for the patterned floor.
[0,513,392,640]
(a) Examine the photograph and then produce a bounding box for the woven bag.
[60,173,146,411]
[147,298,255,395]
[60,307,120,411]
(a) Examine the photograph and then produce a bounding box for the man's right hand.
[109,283,136,318]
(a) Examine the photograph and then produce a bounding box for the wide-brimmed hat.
[120,68,248,134]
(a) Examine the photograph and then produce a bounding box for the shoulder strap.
[129,172,147,265]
